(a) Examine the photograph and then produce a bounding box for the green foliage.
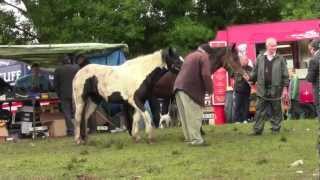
[281,0,320,20]
[1,0,319,56]
[166,17,213,55]
[0,11,21,44]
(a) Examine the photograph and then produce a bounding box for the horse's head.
[200,43,245,75]
[221,44,246,75]
[161,47,184,74]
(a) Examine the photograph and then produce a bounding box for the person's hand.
[282,87,289,106]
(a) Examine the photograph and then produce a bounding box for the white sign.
[0,70,22,83]
[290,30,320,39]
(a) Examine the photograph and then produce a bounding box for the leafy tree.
[0,2,33,44]
[281,0,320,19]
[0,11,17,44]
[166,17,213,55]
[2,0,312,57]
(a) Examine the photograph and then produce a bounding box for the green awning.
[0,43,128,67]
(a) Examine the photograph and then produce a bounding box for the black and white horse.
[72,48,183,144]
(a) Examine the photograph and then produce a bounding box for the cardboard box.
[0,126,8,143]
[40,112,66,137]
[0,126,8,137]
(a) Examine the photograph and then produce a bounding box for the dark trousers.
[233,92,250,122]
[253,97,283,133]
[60,98,74,134]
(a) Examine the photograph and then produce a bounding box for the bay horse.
[72,48,183,144]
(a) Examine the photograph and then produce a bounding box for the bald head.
[265,37,277,55]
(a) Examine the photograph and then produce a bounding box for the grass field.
[0,120,318,179]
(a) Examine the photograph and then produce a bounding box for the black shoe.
[270,128,280,134]
[249,132,262,136]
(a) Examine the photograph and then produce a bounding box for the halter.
[164,49,184,73]
[223,47,247,76]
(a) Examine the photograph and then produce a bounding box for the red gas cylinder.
[212,68,227,125]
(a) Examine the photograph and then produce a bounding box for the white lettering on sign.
[290,30,320,39]
[0,70,22,82]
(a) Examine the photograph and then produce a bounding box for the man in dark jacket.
[174,44,213,145]
[305,39,320,158]
[54,56,79,136]
[249,37,289,135]
[306,39,320,117]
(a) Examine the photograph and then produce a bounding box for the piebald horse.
[72,48,183,144]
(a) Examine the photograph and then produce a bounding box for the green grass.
[0,120,318,179]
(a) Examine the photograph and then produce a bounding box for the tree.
[166,17,213,55]
[1,0,307,57]
[0,1,34,44]
[281,0,320,20]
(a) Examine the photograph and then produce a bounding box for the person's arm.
[200,54,213,94]
[281,57,289,103]
[249,59,259,83]
[53,70,60,96]
[15,77,27,93]
[306,58,318,84]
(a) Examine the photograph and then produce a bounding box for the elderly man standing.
[249,37,289,135]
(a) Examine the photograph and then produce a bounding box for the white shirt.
[264,51,276,61]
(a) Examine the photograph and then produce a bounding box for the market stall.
[0,43,128,140]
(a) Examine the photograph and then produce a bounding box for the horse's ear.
[168,47,177,56]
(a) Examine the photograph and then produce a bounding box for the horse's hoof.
[75,139,83,145]
[75,139,87,145]
[132,136,141,143]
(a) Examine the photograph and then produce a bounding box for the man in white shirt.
[248,37,289,135]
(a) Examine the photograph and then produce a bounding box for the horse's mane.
[121,50,164,68]
[199,44,227,62]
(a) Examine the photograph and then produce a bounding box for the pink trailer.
[214,19,320,65]
[214,19,320,121]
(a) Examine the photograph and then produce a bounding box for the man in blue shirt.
[15,63,52,94]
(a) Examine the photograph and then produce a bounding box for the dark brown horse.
[125,43,246,134]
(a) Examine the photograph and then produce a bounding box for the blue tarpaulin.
[89,50,126,66]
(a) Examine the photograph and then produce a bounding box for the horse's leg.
[81,98,97,144]
[131,108,142,142]
[135,99,155,143]
[123,102,134,136]
[141,109,155,143]
[130,98,155,143]
[74,102,84,145]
